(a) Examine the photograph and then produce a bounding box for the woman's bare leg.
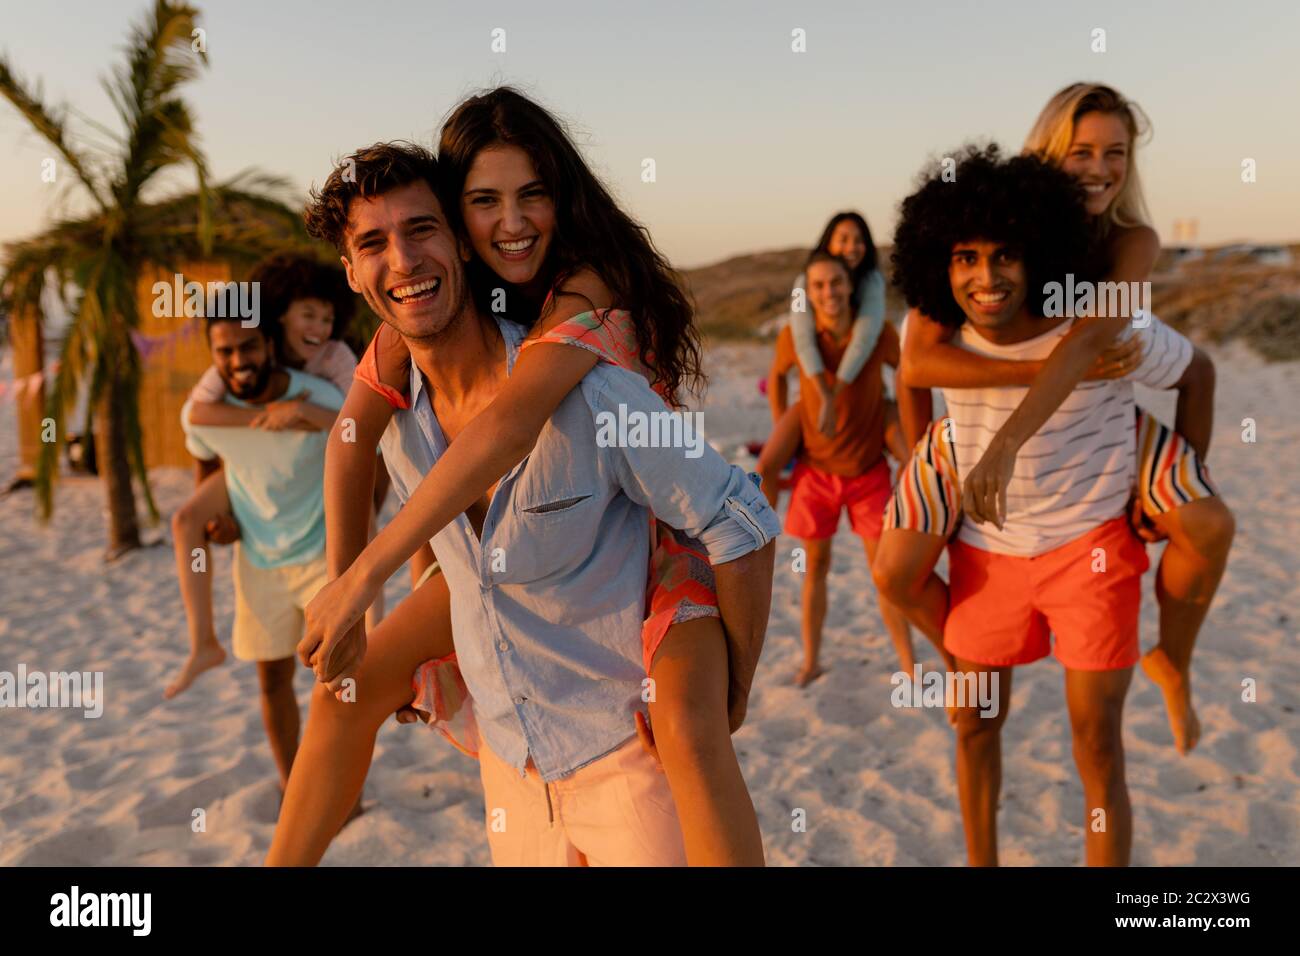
[862,533,917,675]
[797,537,833,686]
[872,528,954,667]
[165,471,233,699]
[1142,497,1235,754]
[757,403,803,507]
[265,570,454,866]
[649,617,763,865]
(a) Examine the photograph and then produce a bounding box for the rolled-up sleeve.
[586,370,781,565]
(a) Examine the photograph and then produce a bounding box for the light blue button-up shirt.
[379,315,780,781]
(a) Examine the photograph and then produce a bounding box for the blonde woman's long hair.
[1023,83,1152,235]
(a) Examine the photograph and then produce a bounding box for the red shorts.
[944,516,1149,671]
[785,459,892,541]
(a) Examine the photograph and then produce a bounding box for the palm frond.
[0,59,107,208]
[109,1,207,210]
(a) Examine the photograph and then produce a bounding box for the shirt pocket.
[497,490,598,583]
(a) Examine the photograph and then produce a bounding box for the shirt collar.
[407,312,525,407]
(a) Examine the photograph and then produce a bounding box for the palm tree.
[1,0,312,558]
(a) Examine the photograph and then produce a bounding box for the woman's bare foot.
[1141,646,1200,754]
[794,664,825,688]
[164,643,227,699]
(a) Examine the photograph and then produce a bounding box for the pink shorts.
[944,517,1149,671]
[785,458,892,541]
[478,735,687,866]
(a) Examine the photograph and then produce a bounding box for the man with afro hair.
[880,144,1215,866]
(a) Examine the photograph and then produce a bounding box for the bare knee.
[172,503,204,537]
[257,658,297,696]
[1071,719,1124,777]
[955,714,1002,750]
[873,553,915,606]
[306,670,396,733]
[1188,499,1235,555]
[803,547,832,580]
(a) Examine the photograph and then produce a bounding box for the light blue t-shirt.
[181,367,343,569]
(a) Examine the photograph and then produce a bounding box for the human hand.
[251,391,311,430]
[1083,335,1144,381]
[962,438,1018,528]
[204,513,241,545]
[298,570,378,692]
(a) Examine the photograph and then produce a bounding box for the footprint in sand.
[763,717,809,744]
[134,757,258,830]
[0,792,55,828]
[14,824,119,866]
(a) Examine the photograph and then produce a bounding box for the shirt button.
[498,640,508,652]
[514,696,526,705]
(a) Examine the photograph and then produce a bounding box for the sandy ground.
[0,340,1296,866]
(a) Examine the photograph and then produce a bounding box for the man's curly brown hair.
[303,141,442,253]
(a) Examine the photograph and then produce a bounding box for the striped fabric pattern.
[940,316,1194,556]
[1135,409,1218,515]
[884,417,962,538]
[521,309,666,398]
[883,407,1219,540]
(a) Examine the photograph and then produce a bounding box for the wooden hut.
[135,261,234,470]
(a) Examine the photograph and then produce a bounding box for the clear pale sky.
[1,0,1297,268]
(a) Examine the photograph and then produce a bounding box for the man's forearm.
[901,341,1044,390]
[189,402,259,428]
[714,542,775,639]
[712,540,775,730]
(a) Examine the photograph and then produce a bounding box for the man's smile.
[387,277,441,304]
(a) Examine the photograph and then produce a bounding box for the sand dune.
[0,339,1296,866]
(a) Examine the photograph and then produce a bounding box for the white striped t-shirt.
[941,315,1193,556]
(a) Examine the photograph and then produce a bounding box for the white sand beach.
[1,340,1296,867]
